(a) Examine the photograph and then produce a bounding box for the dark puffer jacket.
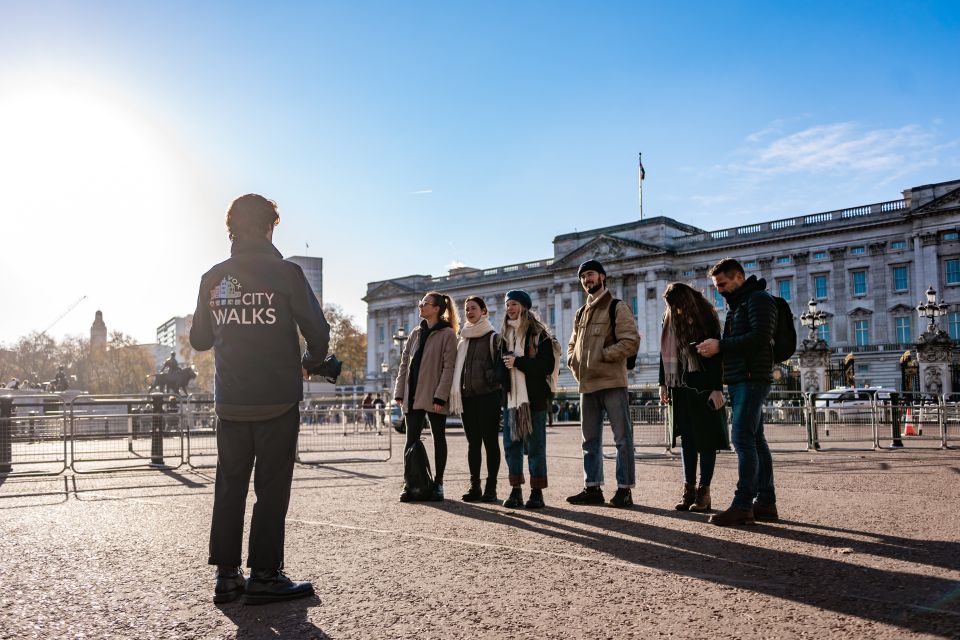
[719,276,777,384]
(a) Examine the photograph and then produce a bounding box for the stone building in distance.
[364,179,960,391]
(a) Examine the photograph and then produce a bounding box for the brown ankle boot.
[674,482,695,511]
[689,486,711,512]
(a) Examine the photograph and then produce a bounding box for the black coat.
[190,238,330,405]
[719,276,777,384]
[502,330,556,412]
[659,350,728,452]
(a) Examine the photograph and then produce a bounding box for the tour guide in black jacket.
[695,259,779,527]
[190,194,330,605]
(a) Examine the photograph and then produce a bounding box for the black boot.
[481,477,498,503]
[213,566,245,604]
[502,487,524,508]
[462,477,482,502]
[244,569,314,606]
[525,488,545,509]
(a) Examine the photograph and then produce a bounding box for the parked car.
[390,404,463,434]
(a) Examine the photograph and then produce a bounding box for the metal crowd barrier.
[68,394,185,473]
[0,393,68,476]
[943,393,960,449]
[298,394,392,463]
[183,394,218,469]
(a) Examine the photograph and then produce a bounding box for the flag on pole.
[638,152,645,181]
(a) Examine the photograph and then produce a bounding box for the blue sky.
[1,1,958,345]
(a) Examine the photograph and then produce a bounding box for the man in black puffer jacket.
[695,258,778,526]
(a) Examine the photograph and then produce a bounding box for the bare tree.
[323,304,367,385]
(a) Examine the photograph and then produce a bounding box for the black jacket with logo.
[719,275,777,384]
[190,238,330,405]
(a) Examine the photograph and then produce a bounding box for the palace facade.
[364,179,960,391]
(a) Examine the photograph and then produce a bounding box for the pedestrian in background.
[658,282,728,513]
[394,291,459,501]
[449,296,502,503]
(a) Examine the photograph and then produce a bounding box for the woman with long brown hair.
[658,282,728,513]
[394,291,459,501]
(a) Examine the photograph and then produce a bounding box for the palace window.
[743,260,757,269]
[850,246,866,255]
[945,258,960,285]
[813,251,827,260]
[777,279,792,302]
[817,323,830,343]
[711,286,724,309]
[945,232,959,241]
[854,319,870,346]
[891,240,907,250]
[892,266,909,292]
[813,275,828,299]
[895,317,912,344]
[776,256,791,265]
[949,312,960,340]
[851,270,868,296]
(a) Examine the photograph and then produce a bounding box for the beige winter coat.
[393,323,458,414]
[567,290,641,394]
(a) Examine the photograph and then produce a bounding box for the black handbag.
[403,439,434,501]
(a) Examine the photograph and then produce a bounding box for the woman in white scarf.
[449,296,502,503]
[499,290,558,509]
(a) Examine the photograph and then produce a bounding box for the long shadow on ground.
[438,500,960,638]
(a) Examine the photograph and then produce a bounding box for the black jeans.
[461,392,501,482]
[208,407,299,570]
[405,409,447,484]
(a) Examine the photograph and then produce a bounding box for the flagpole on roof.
[638,152,646,220]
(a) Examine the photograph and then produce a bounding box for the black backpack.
[403,439,434,501]
[575,298,637,370]
[771,295,797,363]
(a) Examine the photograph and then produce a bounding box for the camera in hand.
[308,354,343,383]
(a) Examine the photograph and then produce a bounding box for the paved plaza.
[1,424,959,639]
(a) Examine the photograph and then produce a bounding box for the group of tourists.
[192,193,781,605]
[391,256,779,529]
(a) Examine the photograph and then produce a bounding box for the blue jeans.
[502,409,548,488]
[728,382,775,510]
[580,387,635,488]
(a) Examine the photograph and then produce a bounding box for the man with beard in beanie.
[566,259,641,508]
[696,257,778,526]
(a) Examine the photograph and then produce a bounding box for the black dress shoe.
[213,567,246,604]
[524,488,545,509]
[244,569,314,606]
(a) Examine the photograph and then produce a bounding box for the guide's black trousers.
[208,407,299,570]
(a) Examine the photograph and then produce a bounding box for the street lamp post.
[799,298,828,341]
[380,361,389,392]
[917,285,950,333]
[392,327,408,358]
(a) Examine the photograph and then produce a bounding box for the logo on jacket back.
[209,275,277,325]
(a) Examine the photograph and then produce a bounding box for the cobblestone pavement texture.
[1,425,959,639]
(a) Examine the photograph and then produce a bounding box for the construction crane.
[42,295,87,335]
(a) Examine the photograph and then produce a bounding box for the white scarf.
[448,317,495,416]
[505,318,533,442]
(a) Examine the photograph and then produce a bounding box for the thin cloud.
[733,122,938,180]
[410,189,433,195]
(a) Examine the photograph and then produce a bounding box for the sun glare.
[0,79,216,343]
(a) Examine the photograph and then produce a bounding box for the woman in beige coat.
[394,291,459,501]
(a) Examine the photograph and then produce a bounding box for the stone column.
[869,242,890,342]
[792,251,810,306]
[916,326,954,394]
[829,247,849,343]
